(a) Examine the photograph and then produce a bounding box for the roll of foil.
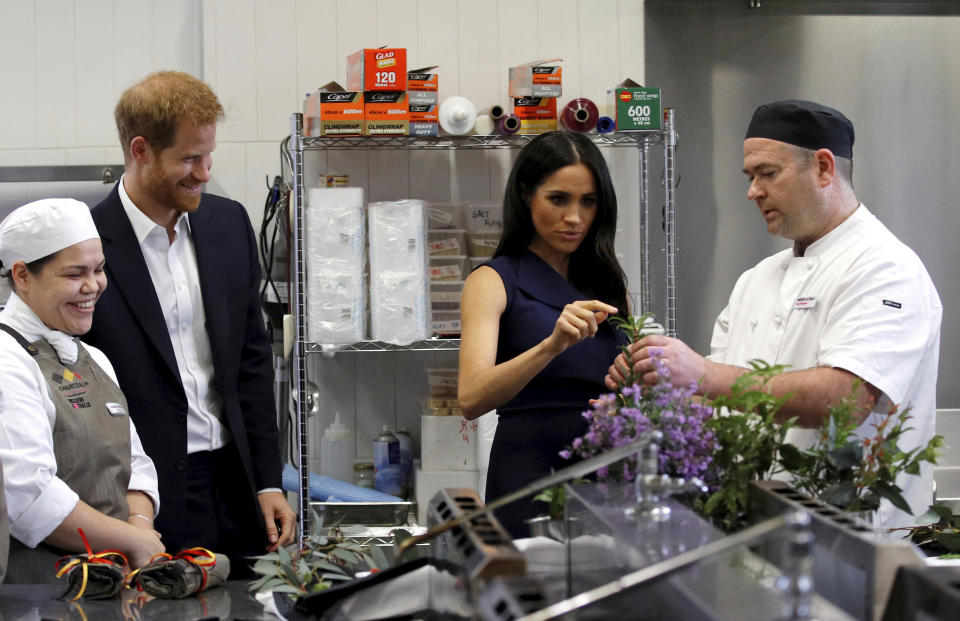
[474,114,495,135]
[561,97,599,132]
[498,114,520,135]
[596,115,615,133]
[439,96,477,135]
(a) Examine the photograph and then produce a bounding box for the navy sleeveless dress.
[482,250,626,537]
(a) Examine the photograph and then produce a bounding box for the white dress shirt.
[0,292,160,547]
[118,176,233,453]
[709,205,942,526]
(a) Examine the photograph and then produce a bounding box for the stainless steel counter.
[0,580,275,620]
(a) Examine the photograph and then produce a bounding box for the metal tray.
[310,500,414,527]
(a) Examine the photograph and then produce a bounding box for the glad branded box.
[409,103,438,136]
[303,82,363,137]
[407,66,439,105]
[347,47,407,92]
[512,97,558,134]
[614,79,662,131]
[508,58,563,98]
[364,91,409,135]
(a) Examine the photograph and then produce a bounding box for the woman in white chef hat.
[0,198,164,584]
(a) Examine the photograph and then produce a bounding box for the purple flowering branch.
[562,351,718,485]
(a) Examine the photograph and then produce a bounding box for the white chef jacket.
[0,293,160,547]
[708,205,942,527]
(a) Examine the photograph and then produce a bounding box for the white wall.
[0,0,648,470]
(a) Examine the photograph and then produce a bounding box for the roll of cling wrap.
[498,114,520,135]
[474,114,495,135]
[561,98,599,132]
[596,116,615,133]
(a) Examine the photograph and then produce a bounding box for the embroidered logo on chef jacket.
[882,299,902,309]
[794,296,817,310]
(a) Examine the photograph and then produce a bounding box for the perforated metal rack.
[287,113,679,537]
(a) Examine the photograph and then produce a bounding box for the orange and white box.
[508,58,563,98]
[409,103,438,136]
[512,97,558,134]
[303,82,363,137]
[407,66,439,105]
[364,91,409,135]
[347,47,407,92]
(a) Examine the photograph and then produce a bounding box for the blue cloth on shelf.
[281,463,402,502]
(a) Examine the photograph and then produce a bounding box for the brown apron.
[1,324,132,584]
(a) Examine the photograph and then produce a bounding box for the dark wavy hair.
[494,131,629,315]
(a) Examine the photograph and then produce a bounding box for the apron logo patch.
[68,396,91,409]
[882,299,902,309]
[794,296,817,310]
[50,369,83,384]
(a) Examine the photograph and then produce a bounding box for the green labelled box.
[615,85,661,131]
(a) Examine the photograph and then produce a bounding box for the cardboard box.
[414,465,478,525]
[347,47,407,91]
[407,66,439,105]
[614,79,662,131]
[508,58,563,98]
[409,103,438,136]
[512,97,558,134]
[420,415,478,471]
[364,91,409,135]
[303,82,363,136]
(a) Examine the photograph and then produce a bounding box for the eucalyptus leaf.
[368,544,389,570]
[271,584,306,595]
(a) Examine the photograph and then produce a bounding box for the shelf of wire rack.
[301,131,665,151]
[306,338,461,354]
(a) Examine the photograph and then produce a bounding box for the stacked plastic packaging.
[305,187,367,346]
[368,199,430,344]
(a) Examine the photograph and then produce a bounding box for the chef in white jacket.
[0,198,164,583]
[606,100,942,527]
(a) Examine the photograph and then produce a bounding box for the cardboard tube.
[488,104,505,120]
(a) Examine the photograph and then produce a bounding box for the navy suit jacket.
[83,184,282,549]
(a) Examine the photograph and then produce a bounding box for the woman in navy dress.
[458,131,630,537]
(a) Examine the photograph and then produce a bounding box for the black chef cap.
[745,99,854,159]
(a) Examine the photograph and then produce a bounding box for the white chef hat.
[0,198,99,276]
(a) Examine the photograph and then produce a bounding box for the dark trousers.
[183,443,265,578]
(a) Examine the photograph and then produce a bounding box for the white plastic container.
[319,413,354,483]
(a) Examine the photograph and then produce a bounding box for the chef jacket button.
[177,413,187,424]
[176,458,187,472]
[774,316,783,327]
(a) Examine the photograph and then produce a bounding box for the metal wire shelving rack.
[286,112,678,538]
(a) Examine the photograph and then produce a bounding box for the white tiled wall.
[0,0,648,469]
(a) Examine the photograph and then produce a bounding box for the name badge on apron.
[105,402,128,416]
[794,296,817,310]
